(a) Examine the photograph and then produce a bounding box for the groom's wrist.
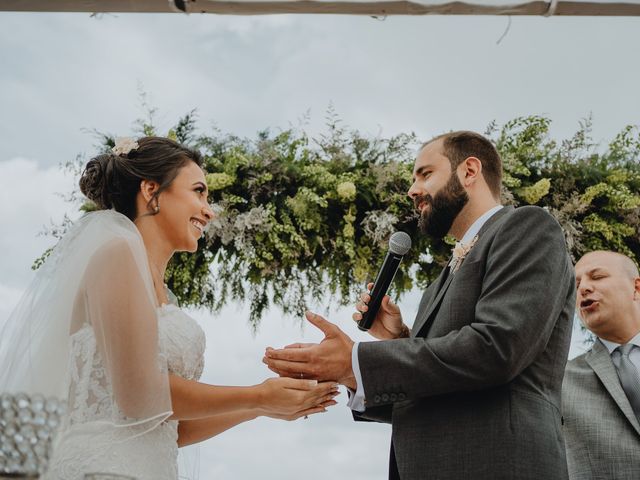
[341,376,357,390]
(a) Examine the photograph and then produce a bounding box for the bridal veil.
[0,210,173,439]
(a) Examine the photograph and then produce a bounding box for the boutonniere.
[449,235,479,273]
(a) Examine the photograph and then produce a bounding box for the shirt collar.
[459,205,504,245]
[600,331,640,354]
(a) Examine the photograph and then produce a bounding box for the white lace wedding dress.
[45,304,205,480]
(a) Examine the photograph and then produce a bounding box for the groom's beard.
[415,172,469,239]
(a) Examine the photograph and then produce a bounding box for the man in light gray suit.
[264,131,575,479]
[563,250,640,479]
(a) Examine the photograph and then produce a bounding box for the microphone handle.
[358,251,404,331]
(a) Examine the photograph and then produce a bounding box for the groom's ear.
[458,156,482,188]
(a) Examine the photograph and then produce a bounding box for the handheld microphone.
[357,231,412,331]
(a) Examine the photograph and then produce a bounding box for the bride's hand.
[256,378,339,417]
[264,396,339,421]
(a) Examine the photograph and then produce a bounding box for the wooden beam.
[2,0,640,16]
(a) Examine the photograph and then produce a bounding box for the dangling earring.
[152,198,160,214]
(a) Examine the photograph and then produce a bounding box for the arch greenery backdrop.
[48,111,640,329]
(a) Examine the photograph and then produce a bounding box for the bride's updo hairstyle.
[79,136,203,221]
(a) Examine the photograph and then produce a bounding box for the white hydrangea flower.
[207,205,272,255]
[112,137,139,156]
[361,210,399,244]
[336,181,357,201]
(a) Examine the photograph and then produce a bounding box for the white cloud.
[0,157,78,288]
[1,13,639,168]
[0,283,24,326]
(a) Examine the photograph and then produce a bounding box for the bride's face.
[155,161,213,252]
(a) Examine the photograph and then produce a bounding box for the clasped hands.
[264,311,358,390]
[263,284,406,397]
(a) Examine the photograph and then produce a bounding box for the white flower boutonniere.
[449,235,479,273]
[112,137,139,156]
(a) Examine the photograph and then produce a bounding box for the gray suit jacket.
[355,206,575,480]
[562,340,640,480]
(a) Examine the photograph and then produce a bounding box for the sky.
[0,7,638,480]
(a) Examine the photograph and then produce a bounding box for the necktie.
[612,344,640,420]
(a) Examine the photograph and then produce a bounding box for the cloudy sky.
[0,6,638,479]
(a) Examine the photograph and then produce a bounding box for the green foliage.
[181,114,426,329]
[517,178,551,205]
[58,112,640,329]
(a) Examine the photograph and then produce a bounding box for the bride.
[0,136,338,479]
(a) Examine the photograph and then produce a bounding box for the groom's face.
[408,140,469,238]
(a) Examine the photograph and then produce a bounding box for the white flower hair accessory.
[449,235,479,273]
[112,137,139,156]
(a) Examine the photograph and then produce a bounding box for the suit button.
[398,393,406,401]
[381,394,390,402]
[373,395,381,404]
[390,393,398,402]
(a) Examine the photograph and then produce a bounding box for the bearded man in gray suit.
[563,251,640,479]
[264,131,575,480]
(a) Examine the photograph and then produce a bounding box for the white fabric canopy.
[3,0,640,15]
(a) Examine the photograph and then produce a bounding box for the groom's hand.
[263,311,357,390]
[353,282,406,340]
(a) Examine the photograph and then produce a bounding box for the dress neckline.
[157,303,181,317]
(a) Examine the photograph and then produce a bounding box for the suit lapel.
[412,268,453,336]
[586,340,640,436]
[412,206,514,337]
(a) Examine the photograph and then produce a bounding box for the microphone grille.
[389,231,412,255]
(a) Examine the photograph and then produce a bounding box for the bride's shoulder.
[85,237,139,277]
[81,232,148,294]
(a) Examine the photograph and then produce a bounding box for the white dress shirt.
[599,331,640,371]
[347,205,504,412]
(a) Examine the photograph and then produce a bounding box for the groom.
[264,131,575,479]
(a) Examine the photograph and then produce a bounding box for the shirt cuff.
[346,342,366,412]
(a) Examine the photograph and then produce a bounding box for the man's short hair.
[423,131,502,199]
[623,255,640,279]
